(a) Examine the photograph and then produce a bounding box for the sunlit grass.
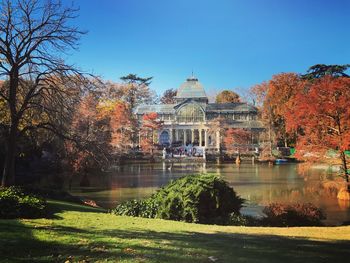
[0,200,349,262]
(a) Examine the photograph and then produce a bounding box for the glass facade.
[176,103,204,123]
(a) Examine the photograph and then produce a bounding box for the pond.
[69,162,350,225]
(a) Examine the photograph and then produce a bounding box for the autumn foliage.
[160,88,177,104]
[251,73,304,147]
[140,112,163,153]
[65,94,112,178]
[215,90,241,103]
[109,101,136,153]
[285,76,350,186]
[223,128,252,156]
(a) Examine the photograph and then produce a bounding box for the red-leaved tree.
[223,128,252,157]
[140,112,163,154]
[110,101,136,154]
[65,94,112,188]
[250,73,304,148]
[286,76,350,191]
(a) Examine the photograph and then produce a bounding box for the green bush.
[0,187,47,219]
[229,214,261,226]
[113,199,158,218]
[112,174,244,224]
[262,203,325,227]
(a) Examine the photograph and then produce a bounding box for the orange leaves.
[65,94,112,173]
[140,112,163,153]
[66,95,138,170]
[250,81,269,108]
[250,73,304,146]
[142,112,162,130]
[160,88,177,104]
[224,128,251,144]
[109,101,135,150]
[142,112,158,121]
[140,137,153,153]
[223,128,251,155]
[215,90,241,103]
[72,94,98,125]
[110,101,133,129]
[285,76,350,161]
[268,73,304,116]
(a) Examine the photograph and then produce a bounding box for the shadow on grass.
[45,199,107,219]
[0,218,349,263]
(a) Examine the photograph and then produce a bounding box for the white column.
[191,129,194,144]
[169,128,173,144]
[216,129,220,149]
[138,131,141,147]
[175,129,179,141]
[199,129,202,147]
[184,129,187,146]
[204,129,208,148]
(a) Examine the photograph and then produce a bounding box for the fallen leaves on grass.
[123,247,137,254]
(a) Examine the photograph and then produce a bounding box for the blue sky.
[64,0,350,97]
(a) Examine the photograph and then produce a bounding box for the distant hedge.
[262,203,325,227]
[112,174,244,225]
[0,187,47,219]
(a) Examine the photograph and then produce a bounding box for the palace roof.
[176,76,207,99]
[134,76,258,115]
[134,102,258,114]
[206,102,258,113]
[135,104,176,114]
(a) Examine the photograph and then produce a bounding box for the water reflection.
[70,162,350,225]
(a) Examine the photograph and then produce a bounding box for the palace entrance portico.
[160,126,221,149]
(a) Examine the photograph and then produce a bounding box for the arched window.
[177,103,204,123]
[159,130,170,145]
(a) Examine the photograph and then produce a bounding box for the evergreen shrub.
[0,187,47,219]
[112,174,244,224]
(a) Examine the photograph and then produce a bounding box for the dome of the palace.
[176,76,207,99]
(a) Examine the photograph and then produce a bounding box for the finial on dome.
[187,70,198,81]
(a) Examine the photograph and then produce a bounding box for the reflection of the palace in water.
[69,162,350,225]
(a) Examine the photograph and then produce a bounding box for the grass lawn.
[0,200,349,262]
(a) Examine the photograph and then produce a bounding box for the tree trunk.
[2,69,19,187]
[340,151,350,191]
[284,137,288,148]
[268,125,273,158]
[1,126,17,186]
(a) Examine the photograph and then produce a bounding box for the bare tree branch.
[0,0,88,186]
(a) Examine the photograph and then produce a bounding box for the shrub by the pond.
[229,214,261,226]
[262,203,325,227]
[113,199,158,218]
[0,187,47,219]
[112,174,244,224]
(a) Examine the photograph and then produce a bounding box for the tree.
[223,128,252,157]
[160,88,177,104]
[108,101,136,154]
[120,74,154,110]
[102,81,125,101]
[0,0,86,186]
[302,64,350,80]
[250,81,275,158]
[250,73,303,148]
[285,76,350,193]
[65,94,112,188]
[215,90,241,103]
[120,74,153,86]
[140,112,163,154]
[267,73,304,147]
